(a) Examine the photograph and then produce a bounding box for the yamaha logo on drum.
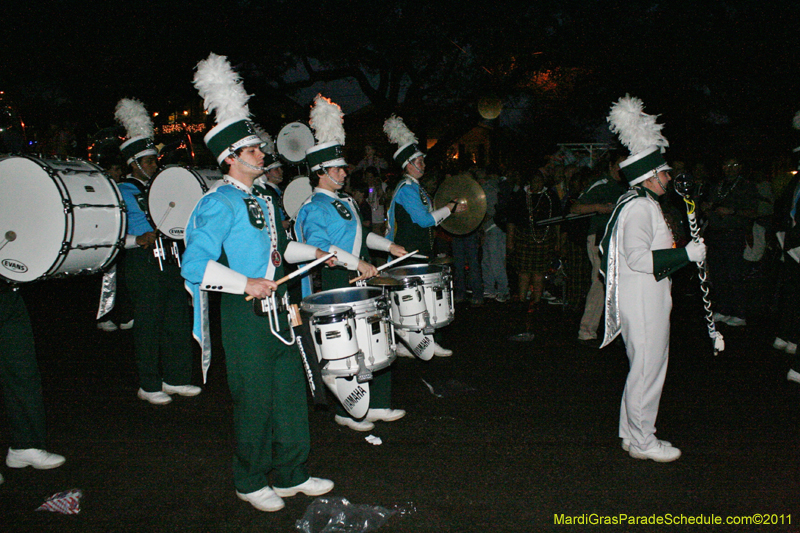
[2,259,28,273]
[169,228,185,237]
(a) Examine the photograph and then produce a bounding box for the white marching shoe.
[621,438,671,452]
[366,408,406,422]
[273,477,334,498]
[137,388,172,405]
[162,383,202,396]
[334,415,374,431]
[628,441,681,462]
[236,486,285,512]
[6,448,66,469]
[433,343,452,357]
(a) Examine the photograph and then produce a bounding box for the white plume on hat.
[193,52,251,124]
[115,98,154,139]
[383,115,418,147]
[607,95,668,155]
[309,94,345,145]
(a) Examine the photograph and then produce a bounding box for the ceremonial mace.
[673,173,725,355]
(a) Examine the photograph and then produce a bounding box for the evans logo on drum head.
[168,228,184,237]
[2,259,28,273]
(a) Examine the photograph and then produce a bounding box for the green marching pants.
[220,292,310,493]
[0,289,47,449]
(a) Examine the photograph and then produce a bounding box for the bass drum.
[0,156,126,283]
[283,176,312,220]
[276,122,315,164]
[146,166,222,240]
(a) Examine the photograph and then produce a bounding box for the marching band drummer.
[295,95,408,432]
[183,53,334,513]
[114,98,199,405]
[384,115,465,357]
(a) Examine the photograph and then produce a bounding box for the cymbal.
[430,255,454,265]
[434,173,487,235]
[366,276,403,287]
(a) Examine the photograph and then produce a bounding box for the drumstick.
[377,249,420,272]
[156,202,176,230]
[245,252,335,301]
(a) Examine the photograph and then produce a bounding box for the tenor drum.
[301,287,395,377]
[385,264,454,328]
[276,122,315,164]
[385,277,428,331]
[0,156,126,283]
[146,166,221,240]
[310,308,360,362]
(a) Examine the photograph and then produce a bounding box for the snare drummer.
[114,98,199,405]
[296,95,407,432]
[183,53,334,512]
[384,115,465,357]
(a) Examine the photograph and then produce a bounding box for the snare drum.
[0,156,126,283]
[146,166,221,240]
[301,287,395,377]
[385,264,454,328]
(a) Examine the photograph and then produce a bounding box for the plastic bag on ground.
[295,496,403,533]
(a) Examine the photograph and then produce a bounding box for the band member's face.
[322,166,347,189]
[133,155,158,181]
[406,156,425,178]
[107,164,124,183]
[267,167,283,183]
[236,146,265,171]
[723,159,740,179]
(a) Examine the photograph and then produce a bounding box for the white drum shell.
[147,166,221,240]
[311,310,360,361]
[0,156,126,283]
[301,287,394,377]
[385,264,454,328]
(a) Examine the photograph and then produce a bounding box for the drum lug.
[62,199,74,214]
[59,241,71,256]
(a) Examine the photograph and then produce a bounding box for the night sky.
[2,1,799,167]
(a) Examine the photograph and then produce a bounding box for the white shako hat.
[305,94,347,172]
[384,115,424,169]
[254,124,282,171]
[115,98,157,165]
[608,94,670,186]
[193,52,264,165]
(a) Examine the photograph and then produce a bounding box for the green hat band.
[393,143,424,168]
[306,142,346,171]
[205,119,262,164]
[120,136,157,165]
[620,147,668,185]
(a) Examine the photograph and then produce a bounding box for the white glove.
[685,239,706,263]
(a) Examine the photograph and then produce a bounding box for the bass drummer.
[114,98,199,405]
[295,95,407,432]
[253,134,291,231]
